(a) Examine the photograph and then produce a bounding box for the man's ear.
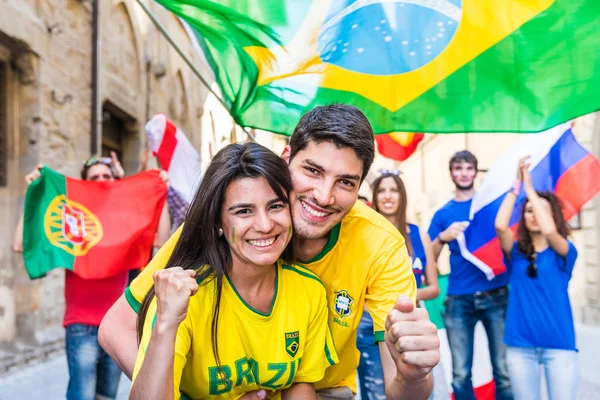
[281,145,292,164]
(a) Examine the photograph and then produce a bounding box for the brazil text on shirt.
[126,201,416,393]
[131,260,337,399]
[503,241,578,351]
[428,199,509,295]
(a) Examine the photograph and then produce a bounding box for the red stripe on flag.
[155,118,178,171]
[555,153,600,220]
[450,380,495,400]
[375,133,424,161]
[472,224,517,277]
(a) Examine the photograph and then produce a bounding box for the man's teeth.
[302,201,328,218]
[248,237,276,247]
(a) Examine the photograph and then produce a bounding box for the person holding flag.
[13,157,170,400]
[495,156,579,400]
[100,104,440,400]
[428,151,512,400]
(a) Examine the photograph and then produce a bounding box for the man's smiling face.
[283,140,363,240]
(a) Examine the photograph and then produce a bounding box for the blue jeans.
[443,289,513,400]
[65,324,121,400]
[356,312,386,400]
[507,347,577,400]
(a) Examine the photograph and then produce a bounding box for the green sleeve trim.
[125,287,141,314]
[325,343,336,366]
[373,330,385,343]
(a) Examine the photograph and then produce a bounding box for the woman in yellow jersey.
[130,143,337,400]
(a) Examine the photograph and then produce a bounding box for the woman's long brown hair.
[371,174,414,257]
[136,142,294,367]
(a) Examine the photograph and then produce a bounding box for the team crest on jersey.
[333,290,354,318]
[285,331,300,358]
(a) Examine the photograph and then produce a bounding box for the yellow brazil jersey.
[132,260,337,399]
[126,201,415,393]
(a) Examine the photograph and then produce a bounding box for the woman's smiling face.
[220,177,292,269]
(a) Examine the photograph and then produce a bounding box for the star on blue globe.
[318,0,462,75]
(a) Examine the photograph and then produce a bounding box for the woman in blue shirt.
[356,170,440,400]
[495,156,578,400]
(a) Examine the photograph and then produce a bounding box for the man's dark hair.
[289,104,375,182]
[80,159,116,180]
[449,150,478,171]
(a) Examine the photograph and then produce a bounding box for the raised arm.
[13,165,45,253]
[417,232,439,302]
[521,165,569,256]
[495,157,529,257]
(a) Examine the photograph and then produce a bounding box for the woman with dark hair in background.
[356,170,440,399]
[495,156,578,400]
[130,142,337,400]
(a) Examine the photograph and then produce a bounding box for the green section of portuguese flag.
[23,167,74,279]
[157,0,600,134]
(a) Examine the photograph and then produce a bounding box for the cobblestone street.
[0,354,130,400]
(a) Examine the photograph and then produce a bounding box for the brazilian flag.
[157,0,600,134]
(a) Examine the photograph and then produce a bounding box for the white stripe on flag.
[470,122,570,219]
[456,231,496,281]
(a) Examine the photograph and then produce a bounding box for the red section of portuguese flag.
[66,171,167,279]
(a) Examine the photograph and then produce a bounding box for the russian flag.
[459,123,600,279]
[145,114,202,227]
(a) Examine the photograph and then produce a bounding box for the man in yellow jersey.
[99,105,439,399]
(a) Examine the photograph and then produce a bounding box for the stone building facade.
[365,113,600,326]
[0,0,236,371]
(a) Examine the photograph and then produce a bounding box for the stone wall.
[0,0,227,372]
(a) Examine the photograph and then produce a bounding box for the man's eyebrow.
[303,159,360,181]
[303,159,325,172]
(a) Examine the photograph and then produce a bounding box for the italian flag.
[23,167,167,280]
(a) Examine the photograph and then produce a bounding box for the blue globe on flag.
[318,0,463,75]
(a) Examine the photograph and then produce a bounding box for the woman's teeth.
[247,237,276,247]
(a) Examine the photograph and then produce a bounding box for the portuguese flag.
[156,0,600,134]
[23,167,167,280]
